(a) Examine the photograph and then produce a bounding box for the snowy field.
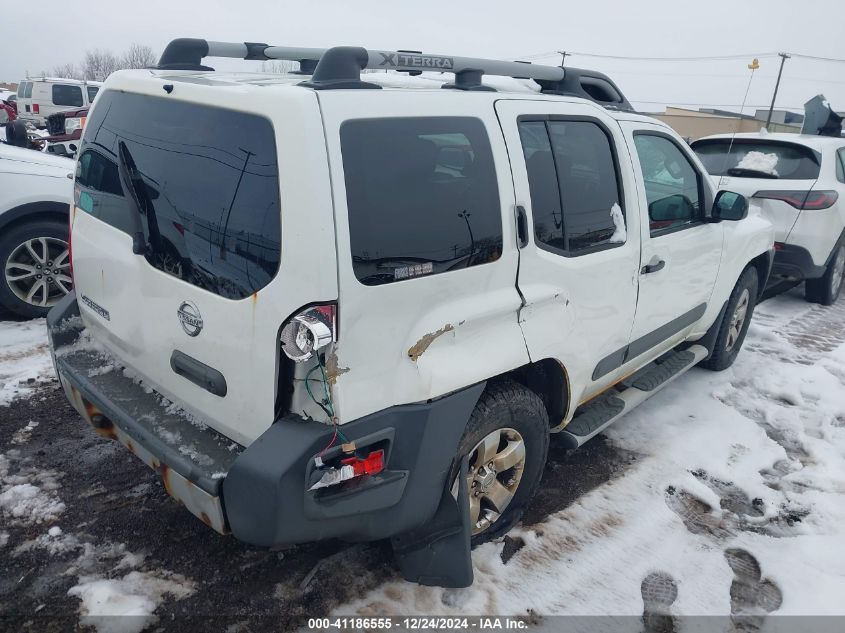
[1,287,844,631]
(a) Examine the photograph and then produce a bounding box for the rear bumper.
[47,293,481,547]
[772,243,826,280]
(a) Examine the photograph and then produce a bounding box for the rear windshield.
[692,139,820,179]
[77,91,281,299]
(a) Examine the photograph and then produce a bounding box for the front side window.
[78,90,281,300]
[634,134,702,235]
[519,118,625,254]
[52,84,83,107]
[340,117,502,286]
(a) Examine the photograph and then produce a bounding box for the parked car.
[15,78,101,128]
[0,142,73,317]
[44,106,89,158]
[693,133,845,304]
[0,98,15,126]
[47,39,774,588]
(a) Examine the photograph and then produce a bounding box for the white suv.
[47,39,774,587]
[693,133,845,305]
[0,142,74,317]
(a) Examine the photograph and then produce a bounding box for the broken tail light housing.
[280,304,336,362]
[309,449,385,490]
[753,190,839,210]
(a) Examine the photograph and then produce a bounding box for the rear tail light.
[309,449,385,490]
[753,190,839,210]
[280,304,337,362]
[33,103,39,114]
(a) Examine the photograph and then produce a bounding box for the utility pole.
[765,53,790,129]
[557,51,569,67]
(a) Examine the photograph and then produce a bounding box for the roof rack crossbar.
[154,39,633,110]
[157,38,565,83]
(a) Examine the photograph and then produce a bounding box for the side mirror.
[712,190,748,221]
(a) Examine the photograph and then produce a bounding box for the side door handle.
[516,205,529,248]
[641,259,666,275]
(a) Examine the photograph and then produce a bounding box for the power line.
[519,50,845,64]
[630,100,806,110]
[520,51,780,62]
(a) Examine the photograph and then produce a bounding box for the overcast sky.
[3,0,844,114]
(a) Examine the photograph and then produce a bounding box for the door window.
[23,82,33,98]
[86,86,99,102]
[519,118,625,255]
[634,134,703,235]
[340,117,502,286]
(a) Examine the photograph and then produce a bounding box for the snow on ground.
[338,289,845,618]
[68,570,195,633]
[0,317,55,405]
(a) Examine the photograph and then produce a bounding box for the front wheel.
[805,244,845,306]
[701,267,759,372]
[450,380,549,546]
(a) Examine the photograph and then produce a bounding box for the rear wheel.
[701,267,758,371]
[450,380,549,545]
[805,244,845,306]
[0,220,71,318]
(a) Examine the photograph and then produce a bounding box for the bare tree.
[261,60,298,74]
[82,49,120,81]
[120,44,157,70]
[50,63,83,80]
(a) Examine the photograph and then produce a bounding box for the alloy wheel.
[726,288,750,352]
[4,237,72,308]
[453,427,527,535]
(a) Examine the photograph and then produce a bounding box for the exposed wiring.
[306,353,349,458]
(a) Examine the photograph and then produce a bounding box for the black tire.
[701,267,759,371]
[450,379,549,546]
[805,243,845,306]
[0,220,70,319]
[5,120,28,148]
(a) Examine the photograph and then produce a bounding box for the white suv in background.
[693,133,845,305]
[15,78,101,128]
[0,143,74,317]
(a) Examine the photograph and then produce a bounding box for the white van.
[15,78,102,128]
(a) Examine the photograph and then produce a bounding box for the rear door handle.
[516,205,528,248]
[641,259,666,275]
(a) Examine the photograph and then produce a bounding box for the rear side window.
[693,140,820,179]
[340,117,502,286]
[77,91,281,300]
[519,118,624,254]
[52,84,83,107]
[86,86,99,102]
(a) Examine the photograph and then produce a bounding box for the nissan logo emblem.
[177,301,203,337]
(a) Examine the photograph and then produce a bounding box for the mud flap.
[390,456,473,588]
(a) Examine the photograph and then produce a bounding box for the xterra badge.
[177,301,203,337]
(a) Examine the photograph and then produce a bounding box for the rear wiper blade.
[726,167,779,179]
[118,141,166,255]
[117,141,151,255]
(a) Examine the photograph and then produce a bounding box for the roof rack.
[156,38,633,111]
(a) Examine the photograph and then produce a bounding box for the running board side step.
[559,345,708,449]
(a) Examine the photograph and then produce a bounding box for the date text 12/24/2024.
[308,617,530,630]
